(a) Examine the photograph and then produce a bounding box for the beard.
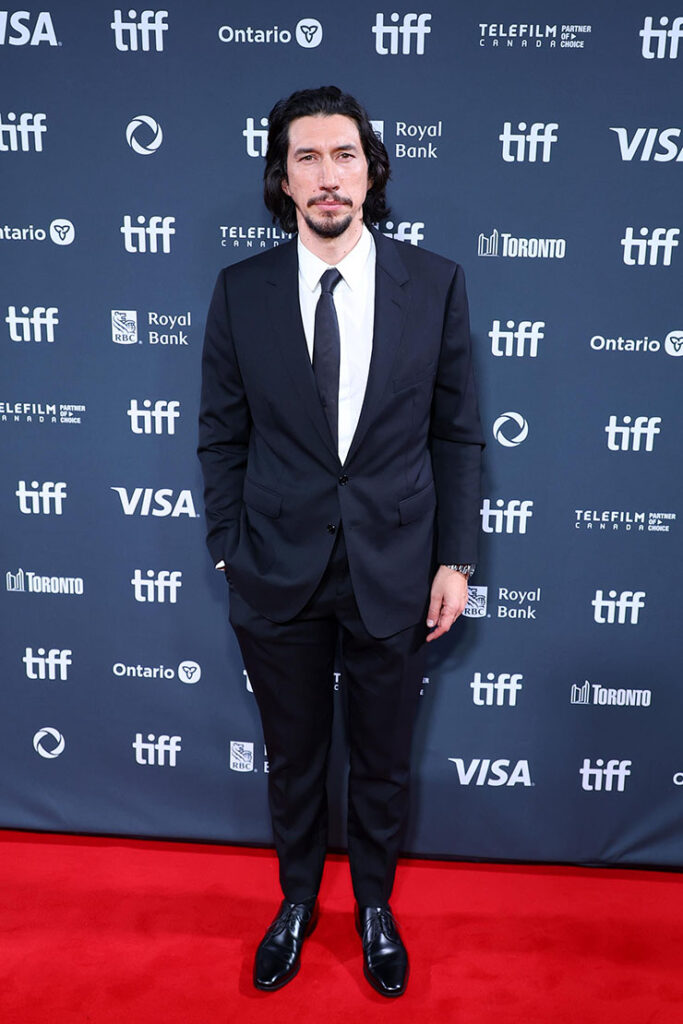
[303,209,354,239]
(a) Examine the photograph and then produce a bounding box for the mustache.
[307,194,353,208]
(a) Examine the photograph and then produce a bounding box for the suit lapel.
[344,230,410,464]
[264,241,340,462]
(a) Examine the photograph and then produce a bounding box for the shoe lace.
[363,908,398,945]
[270,901,312,936]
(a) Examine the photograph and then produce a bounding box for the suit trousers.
[228,526,427,906]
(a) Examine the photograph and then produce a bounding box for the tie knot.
[319,268,342,295]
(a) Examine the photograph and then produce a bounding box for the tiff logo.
[580,758,632,792]
[605,415,661,451]
[381,220,425,245]
[499,121,558,162]
[471,672,523,706]
[243,116,269,157]
[480,498,534,534]
[23,647,72,680]
[621,226,679,266]
[5,305,58,342]
[592,590,646,625]
[121,215,175,253]
[0,112,46,151]
[489,319,544,357]
[127,399,180,434]
[372,12,432,54]
[132,733,181,765]
[111,9,168,51]
[16,480,67,515]
[131,569,182,603]
[640,16,683,59]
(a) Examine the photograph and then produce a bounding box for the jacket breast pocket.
[243,478,282,518]
[398,481,436,525]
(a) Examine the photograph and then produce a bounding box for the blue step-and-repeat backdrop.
[2,1,682,865]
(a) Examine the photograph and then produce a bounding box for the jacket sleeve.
[429,263,485,565]
[197,270,251,566]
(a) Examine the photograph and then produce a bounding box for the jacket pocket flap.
[398,481,436,525]
[243,478,282,518]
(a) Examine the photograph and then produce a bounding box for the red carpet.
[1,830,682,1023]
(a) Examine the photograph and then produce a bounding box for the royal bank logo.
[605,415,661,452]
[111,9,168,51]
[479,23,592,49]
[471,672,523,706]
[372,12,432,54]
[111,310,138,344]
[500,121,558,162]
[16,480,67,514]
[0,11,58,45]
[574,509,676,533]
[33,727,65,759]
[0,219,74,244]
[385,120,442,160]
[640,16,683,59]
[480,499,534,534]
[6,569,84,595]
[133,734,181,766]
[496,586,541,620]
[218,18,322,48]
[463,585,487,618]
[489,319,544,357]
[592,590,645,625]
[448,757,532,787]
[621,227,679,266]
[580,759,631,792]
[111,486,198,517]
[130,569,183,603]
[380,219,425,246]
[571,681,652,708]
[478,229,565,259]
[5,305,58,342]
[127,399,180,434]
[0,111,47,151]
[126,114,163,155]
[229,740,254,772]
[493,412,528,447]
[610,127,683,162]
[120,215,175,254]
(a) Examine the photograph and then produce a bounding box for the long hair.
[263,86,391,233]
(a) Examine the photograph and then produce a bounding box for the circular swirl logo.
[493,411,529,448]
[33,727,65,759]
[126,114,163,156]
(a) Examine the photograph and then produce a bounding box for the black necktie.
[313,268,342,449]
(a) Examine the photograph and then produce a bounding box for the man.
[198,86,484,997]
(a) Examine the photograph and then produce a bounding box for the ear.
[281,177,291,197]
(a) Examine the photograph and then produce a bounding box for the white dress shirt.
[297,225,376,464]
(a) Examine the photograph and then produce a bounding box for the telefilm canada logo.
[0,218,75,245]
[111,309,191,346]
[218,17,322,47]
[478,22,591,49]
[219,223,293,249]
[1,401,85,426]
[574,509,676,534]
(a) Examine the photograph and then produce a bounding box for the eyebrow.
[292,142,360,157]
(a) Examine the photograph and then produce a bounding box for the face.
[282,114,372,239]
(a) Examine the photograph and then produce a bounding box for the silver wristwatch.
[444,563,475,579]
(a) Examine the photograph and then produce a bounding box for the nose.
[317,154,339,190]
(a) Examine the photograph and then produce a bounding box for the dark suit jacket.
[198,228,485,638]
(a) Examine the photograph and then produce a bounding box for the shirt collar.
[297,224,374,293]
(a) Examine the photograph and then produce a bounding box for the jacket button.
[338,474,349,485]
[327,523,336,534]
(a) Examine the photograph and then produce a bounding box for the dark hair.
[263,85,391,233]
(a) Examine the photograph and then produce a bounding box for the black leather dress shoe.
[355,904,409,997]
[253,898,318,991]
